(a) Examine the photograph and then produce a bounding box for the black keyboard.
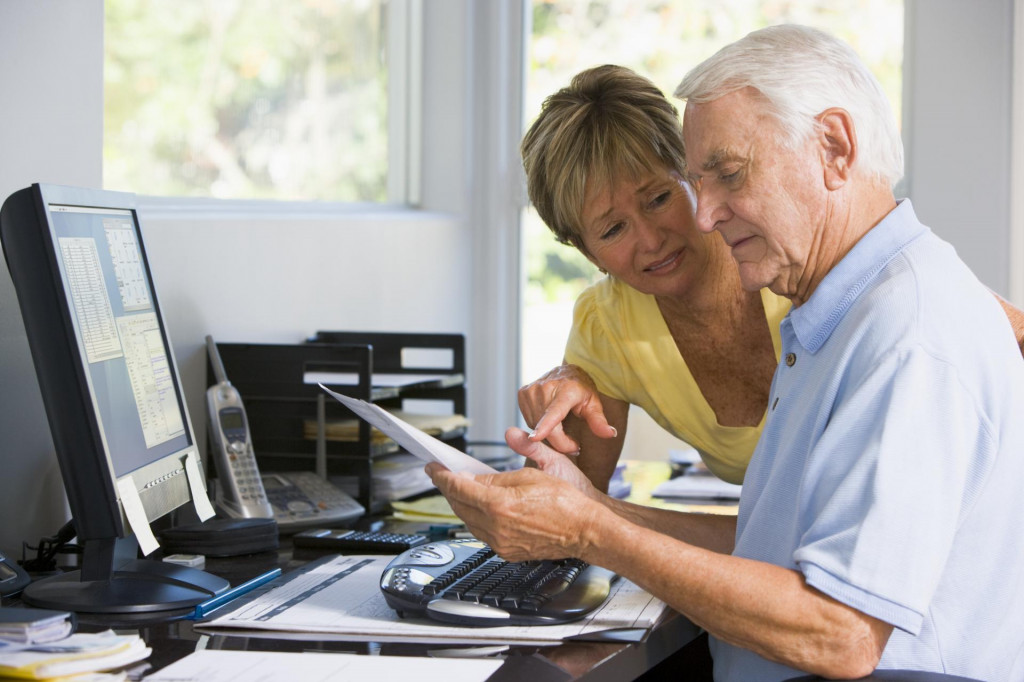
[380,539,617,626]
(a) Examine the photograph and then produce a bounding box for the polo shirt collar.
[789,199,927,353]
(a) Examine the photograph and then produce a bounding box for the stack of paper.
[319,385,496,476]
[389,494,461,524]
[304,410,470,444]
[331,453,437,504]
[0,630,150,680]
[365,453,435,500]
[0,608,74,647]
[651,472,742,500]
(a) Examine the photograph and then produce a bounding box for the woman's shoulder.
[575,276,651,312]
[570,278,662,350]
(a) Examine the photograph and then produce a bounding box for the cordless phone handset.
[205,335,274,519]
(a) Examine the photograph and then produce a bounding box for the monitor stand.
[21,536,230,614]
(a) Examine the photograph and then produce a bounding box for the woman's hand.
[517,364,618,453]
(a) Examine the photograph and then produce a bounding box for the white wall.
[0,0,104,559]
[904,0,1015,297]
[140,208,473,452]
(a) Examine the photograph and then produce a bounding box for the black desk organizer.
[207,331,467,514]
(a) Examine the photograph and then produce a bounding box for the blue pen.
[189,567,282,619]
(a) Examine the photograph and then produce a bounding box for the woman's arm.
[993,292,1024,356]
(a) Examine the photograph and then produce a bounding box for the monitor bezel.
[2,182,204,547]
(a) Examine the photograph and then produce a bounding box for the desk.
[6,536,971,681]
[5,540,707,681]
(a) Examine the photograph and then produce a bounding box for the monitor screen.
[48,203,191,477]
[0,183,228,614]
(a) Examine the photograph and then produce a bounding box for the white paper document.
[319,384,497,475]
[651,473,742,500]
[145,650,502,682]
[199,555,667,646]
[116,477,160,555]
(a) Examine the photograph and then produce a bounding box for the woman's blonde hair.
[521,65,686,248]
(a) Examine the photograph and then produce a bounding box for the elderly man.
[428,25,1024,681]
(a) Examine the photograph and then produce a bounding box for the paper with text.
[200,555,666,646]
[319,384,497,475]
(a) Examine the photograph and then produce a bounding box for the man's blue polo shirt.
[709,201,1024,681]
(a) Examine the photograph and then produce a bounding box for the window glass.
[104,0,389,201]
[521,0,904,386]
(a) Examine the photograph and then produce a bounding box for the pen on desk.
[189,567,282,619]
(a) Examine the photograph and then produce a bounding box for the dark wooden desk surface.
[6,540,705,681]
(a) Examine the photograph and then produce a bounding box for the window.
[104,0,402,202]
[521,0,904,454]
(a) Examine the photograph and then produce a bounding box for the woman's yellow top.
[563,277,791,484]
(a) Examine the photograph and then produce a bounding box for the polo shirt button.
[785,353,796,367]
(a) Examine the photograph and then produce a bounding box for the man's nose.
[694,185,730,234]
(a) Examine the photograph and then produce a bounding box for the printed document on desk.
[652,472,742,500]
[145,650,501,682]
[198,554,667,646]
[319,384,496,475]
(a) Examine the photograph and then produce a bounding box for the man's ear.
[817,108,856,190]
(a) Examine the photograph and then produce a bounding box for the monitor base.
[21,558,230,614]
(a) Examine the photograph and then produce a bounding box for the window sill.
[136,196,452,223]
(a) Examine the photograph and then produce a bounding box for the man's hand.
[422,427,606,562]
[517,364,617,453]
[504,427,601,498]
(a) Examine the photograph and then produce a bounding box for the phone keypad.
[229,441,267,504]
[264,471,365,524]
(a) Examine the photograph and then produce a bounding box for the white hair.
[674,24,904,188]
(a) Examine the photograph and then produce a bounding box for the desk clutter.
[0,628,149,681]
[196,550,667,646]
[650,446,742,502]
[303,410,471,447]
[0,607,74,647]
[331,453,436,504]
[1,536,665,677]
[208,331,483,515]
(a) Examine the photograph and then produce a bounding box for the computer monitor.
[0,183,228,614]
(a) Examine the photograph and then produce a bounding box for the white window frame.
[387,0,423,207]
[1012,0,1024,306]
